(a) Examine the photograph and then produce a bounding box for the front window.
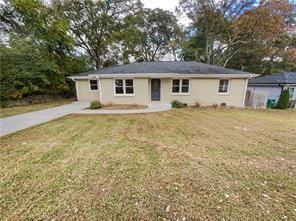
[219,79,229,93]
[172,79,190,94]
[115,79,134,95]
[89,80,98,91]
[115,79,124,94]
[289,87,295,100]
[125,79,134,94]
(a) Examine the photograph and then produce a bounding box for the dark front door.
[151,79,161,101]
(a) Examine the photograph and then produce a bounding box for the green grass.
[0,108,295,220]
[0,99,73,118]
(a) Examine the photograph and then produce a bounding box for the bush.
[0,99,9,108]
[211,104,218,108]
[277,89,289,109]
[90,101,102,109]
[171,100,184,108]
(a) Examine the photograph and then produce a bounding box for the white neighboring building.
[248,72,296,108]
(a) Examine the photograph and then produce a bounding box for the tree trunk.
[204,14,213,64]
[206,37,213,64]
[95,59,100,69]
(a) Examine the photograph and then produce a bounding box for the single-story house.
[69,61,258,107]
[248,72,296,107]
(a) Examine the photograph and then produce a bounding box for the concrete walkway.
[0,101,90,136]
[0,102,171,136]
[74,103,171,115]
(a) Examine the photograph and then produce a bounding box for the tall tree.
[179,0,257,64]
[225,0,295,73]
[122,8,182,61]
[180,27,207,62]
[56,0,142,69]
[179,0,294,73]
[1,0,74,58]
[0,37,90,106]
[0,0,91,105]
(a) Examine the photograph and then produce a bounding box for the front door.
[151,79,161,101]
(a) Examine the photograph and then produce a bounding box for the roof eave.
[248,82,296,86]
[89,73,257,78]
[248,83,281,86]
[68,76,95,80]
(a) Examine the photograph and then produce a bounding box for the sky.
[141,0,191,26]
[142,0,180,12]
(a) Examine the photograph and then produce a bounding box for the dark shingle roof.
[74,61,254,76]
[248,72,296,85]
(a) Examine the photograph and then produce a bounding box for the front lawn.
[0,99,73,118]
[0,108,295,220]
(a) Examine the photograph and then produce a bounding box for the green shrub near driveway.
[171,100,184,108]
[90,101,102,109]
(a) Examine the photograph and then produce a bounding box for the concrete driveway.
[0,101,89,136]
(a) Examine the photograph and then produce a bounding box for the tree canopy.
[179,0,295,73]
[123,8,182,61]
[56,0,142,68]
[0,0,295,105]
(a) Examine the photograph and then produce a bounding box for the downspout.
[96,75,103,103]
[75,79,80,101]
[241,77,251,108]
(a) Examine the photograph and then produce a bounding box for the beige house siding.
[75,77,247,107]
[100,78,149,105]
[75,80,100,101]
[157,78,247,107]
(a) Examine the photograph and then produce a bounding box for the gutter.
[242,76,252,108]
[96,75,103,103]
[87,73,258,79]
[68,76,92,80]
[248,83,296,86]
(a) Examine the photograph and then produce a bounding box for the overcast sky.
[142,0,180,11]
[141,0,190,26]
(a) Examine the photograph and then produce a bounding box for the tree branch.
[223,49,240,67]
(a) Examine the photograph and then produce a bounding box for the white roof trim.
[69,73,258,80]
[89,73,258,79]
[248,83,296,86]
[68,76,98,80]
[248,83,280,86]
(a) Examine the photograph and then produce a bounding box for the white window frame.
[114,78,135,96]
[89,79,99,91]
[289,87,296,100]
[218,79,230,95]
[171,79,190,95]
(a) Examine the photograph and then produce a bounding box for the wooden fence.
[245,90,268,108]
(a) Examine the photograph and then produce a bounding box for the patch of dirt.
[101,104,148,110]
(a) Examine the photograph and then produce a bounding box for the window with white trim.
[89,80,98,90]
[218,79,229,93]
[115,79,134,95]
[289,87,295,100]
[172,79,189,94]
